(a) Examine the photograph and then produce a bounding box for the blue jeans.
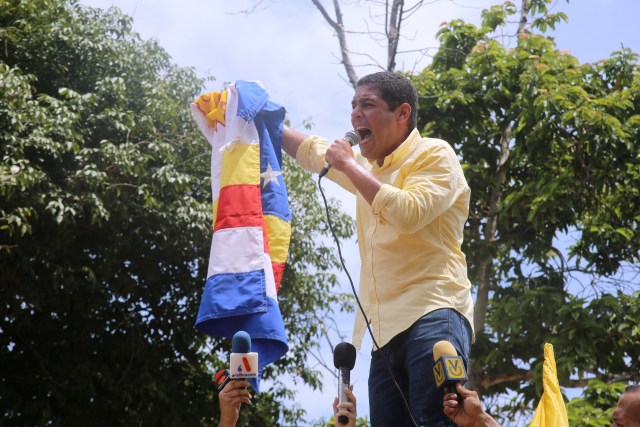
[369,308,472,427]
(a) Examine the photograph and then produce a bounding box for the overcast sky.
[79,0,640,423]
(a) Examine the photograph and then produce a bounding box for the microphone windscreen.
[433,340,458,360]
[232,331,252,353]
[333,342,357,369]
[432,340,467,387]
[344,130,361,147]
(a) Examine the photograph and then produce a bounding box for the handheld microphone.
[229,331,259,379]
[333,342,357,424]
[432,340,467,392]
[319,130,361,178]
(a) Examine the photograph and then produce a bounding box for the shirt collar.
[369,128,421,171]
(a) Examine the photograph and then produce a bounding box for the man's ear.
[396,102,411,124]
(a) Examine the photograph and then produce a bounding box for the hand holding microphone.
[333,342,357,425]
[319,130,361,178]
[216,331,257,427]
[332,385,356,427]
[433,341,502,427]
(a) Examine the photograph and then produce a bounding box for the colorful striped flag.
[191,81,291,391]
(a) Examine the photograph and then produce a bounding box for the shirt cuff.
[371,183,398,220]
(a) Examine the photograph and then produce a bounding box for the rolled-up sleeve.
[295,135,327,174]
[371,143,469,234]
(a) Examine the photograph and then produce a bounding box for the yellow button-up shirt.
[296,129,474,349]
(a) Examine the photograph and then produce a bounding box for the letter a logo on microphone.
[234,357,253,374]
[242,356,252,372]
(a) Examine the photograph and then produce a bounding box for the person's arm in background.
[218,380,252,427]
[443,383,501,427]
[333,386,357,427]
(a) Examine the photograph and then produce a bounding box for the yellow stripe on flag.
[220,142,260,187]
[212,199,219,229]
[264,214,291,263]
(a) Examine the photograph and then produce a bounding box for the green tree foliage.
[1,0,353,425]
[414,0,640,424]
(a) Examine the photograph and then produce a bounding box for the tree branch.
[386,0,403,70]
[517,0,529,35]
[311,0,359,88]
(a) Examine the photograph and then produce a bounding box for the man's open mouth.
[357,128,372,142]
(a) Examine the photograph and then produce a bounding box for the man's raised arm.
[281,126,309,159]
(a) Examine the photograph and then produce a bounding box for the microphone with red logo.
[432,340,467,399]
[229,331,258,379]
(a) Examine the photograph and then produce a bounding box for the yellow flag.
[529,343,569,427]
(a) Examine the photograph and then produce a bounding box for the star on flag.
[260,163,282,188]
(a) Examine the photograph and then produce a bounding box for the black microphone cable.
[317,173,419,427]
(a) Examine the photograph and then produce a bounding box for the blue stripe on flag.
[195,270,267,325]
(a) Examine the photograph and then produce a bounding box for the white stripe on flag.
[262,253,277,301]
[207,227,264,277]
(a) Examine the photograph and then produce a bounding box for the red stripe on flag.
[214,184,263,231]
[272,262,285,292]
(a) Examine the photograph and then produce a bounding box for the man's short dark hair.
[625,384,640,393]
[357,71,418,130]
